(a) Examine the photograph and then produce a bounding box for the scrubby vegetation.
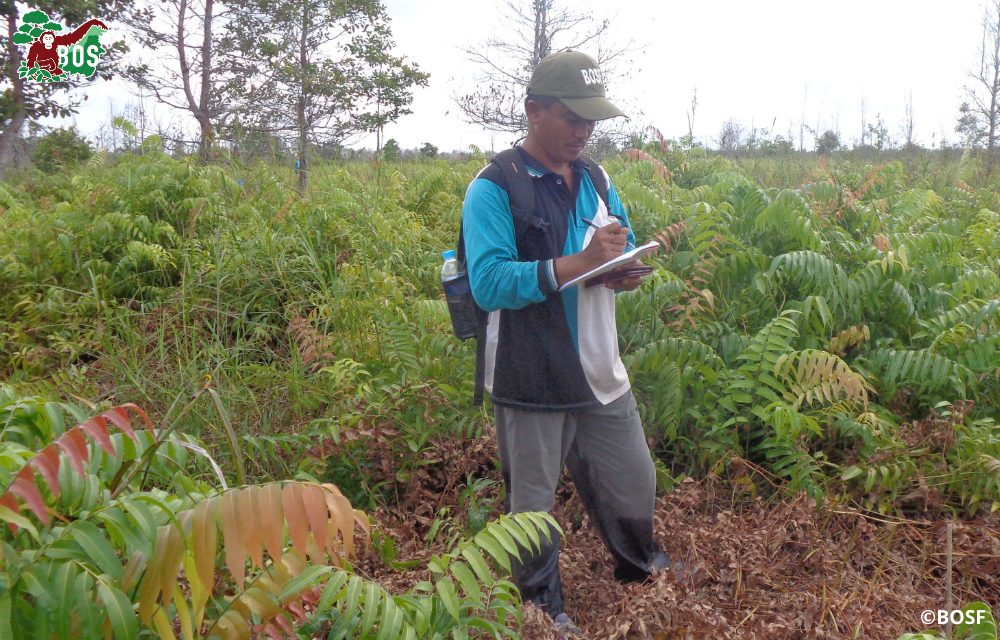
[1,138,998,637]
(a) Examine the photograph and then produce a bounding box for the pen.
[581,216,635,251]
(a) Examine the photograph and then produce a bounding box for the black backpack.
[455,147,610,406]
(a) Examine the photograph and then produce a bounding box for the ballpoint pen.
[580,216,636,251]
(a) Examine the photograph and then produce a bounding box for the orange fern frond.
[138,481,369,635]
[828,324,870,356]
[0,404,154,526]
[289,316,336,373]
[623,148,673,182]
[654,221,686,253]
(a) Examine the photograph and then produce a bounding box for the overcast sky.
[71,0,989,152]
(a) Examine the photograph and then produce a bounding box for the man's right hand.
[553,221,630,287]
[580,221,628,267]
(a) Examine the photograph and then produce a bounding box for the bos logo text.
[580,68,601,86]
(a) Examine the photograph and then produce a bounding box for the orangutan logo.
[13,10,109,83]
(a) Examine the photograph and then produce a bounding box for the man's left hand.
[603,263,650,290]
[606,274,644,291]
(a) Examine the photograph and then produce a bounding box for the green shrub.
[30,127,93,173]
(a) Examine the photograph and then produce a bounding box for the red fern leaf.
[29,446,61,498]
[10,468,48,525]
[80,417,117,457]
[56,428,90,476]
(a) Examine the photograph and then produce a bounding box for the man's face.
[528,101,596,164]
[42,33,54,48]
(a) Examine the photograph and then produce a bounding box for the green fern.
[865,348,973,398]
[767,251,839,297]
[753,190,822,252]
[724,310,801,409]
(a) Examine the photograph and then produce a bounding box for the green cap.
[527,51,625,121]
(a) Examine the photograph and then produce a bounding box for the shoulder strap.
[490,147,536,222]
[581,155,611,211]
[457,147,537,267]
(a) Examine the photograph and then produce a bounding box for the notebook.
[558,241,660,291]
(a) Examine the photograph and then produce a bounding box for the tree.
[456,0,633,134]
[419,141,438,158]
[866,115,890,150]
[717,119,745,153]
[815,130,841,154]
[0,3,127,171]
[220,0,427,193]
[963,0,1000,169]
[381,137,399,161]
[121,0,223,161]
[956,101,985,146]
[902,90,916,150]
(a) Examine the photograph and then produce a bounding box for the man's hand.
[580,221,628,267]
[553,221,642,288]
[604,262,648,290]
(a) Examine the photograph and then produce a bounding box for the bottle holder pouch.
[442,271,483,340]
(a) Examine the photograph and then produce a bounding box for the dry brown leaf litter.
[347,430,999,639]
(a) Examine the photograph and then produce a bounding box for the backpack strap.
[581,155,611,212]
[456,148,539,266]
[490,147,540,228]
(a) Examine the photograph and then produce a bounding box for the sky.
[69,0,989,152]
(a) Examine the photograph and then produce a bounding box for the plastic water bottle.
[441,249,460,281]
[441,250,479,339]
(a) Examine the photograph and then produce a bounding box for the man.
[461,51,673,634]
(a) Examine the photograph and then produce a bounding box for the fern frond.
[754,190,822,251]
[0,404,153,526]
[653,221,686,253]
[829,324,870,356]
[622,148,673,182]
[289,315,336,373]
[887,230,958,258]
[952,268,1000,299]
[725,310,801,407]
[774,349,872,410]
[138,481,369,632]
[915,299,1000,341]
[767,250,839,296]
[865,348,974,397]
[788,295,834,339]
[726,183,770,224]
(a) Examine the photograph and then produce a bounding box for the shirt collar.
[515,146,588,179]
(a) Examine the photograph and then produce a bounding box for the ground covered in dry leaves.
[351,430,1000,639]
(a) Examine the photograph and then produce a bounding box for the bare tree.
[121,0,224,160]
[859,96,868,147]
[456,0,634,134]
[964,0,1000,169]
[903,90,916,149]
[798,83,808,152]
[682,87,697,147]
[717,119,745,153]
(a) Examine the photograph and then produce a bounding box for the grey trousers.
[494,390,663,617]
